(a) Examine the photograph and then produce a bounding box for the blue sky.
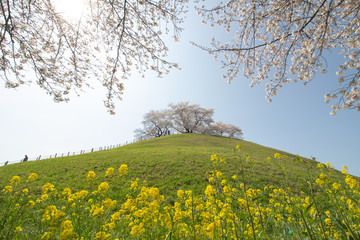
[1,6,359,176]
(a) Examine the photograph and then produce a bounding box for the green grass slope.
[0,133,339,199]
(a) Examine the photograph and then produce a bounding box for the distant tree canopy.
[134,109,172,139]
[134,102,243,140]
[1,0,359,114]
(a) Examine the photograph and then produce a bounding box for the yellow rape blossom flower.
[324,218,332,226]
[15,226,22,232]
[87,171,96,182]
[205,185,216,197]
[105,167,114,178]
[185,190,193,197]
[74,190,89,200]
[325,210,331,217]
[41,232,52,240]
[210,154,226,165]
[345,175,358,189]
[275,214,284,222]
[347,199,354,210]
[342,165,348,174]
[42,183,55,193]
[42,205,65,224]
[41,194,49,202]
[91,204,104,217]
[28,200,35,207]
[130,223,145,236]
[95,231,111,240]
[332,182,341,191]
[111,211,121,222]
[10,176,21,185]
[177,190,185,199]
[60,220,74,240]
[103,198,117,209]
[211,154,218,162]
[130,179,139,190]
[28,173,38,181]
[22,188,29,195]
[62,188,71,197]
[2,185,12,193]
[223,185,231,196]
[102,222,115,231]
[316,174,328,185]
[326,162,333,170]
[119,164,128,176]
[98,182,109,194]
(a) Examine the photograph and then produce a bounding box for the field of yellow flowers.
[1,145,359,240]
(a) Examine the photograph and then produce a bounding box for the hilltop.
[0,134,337,199]
[2,134,358,240]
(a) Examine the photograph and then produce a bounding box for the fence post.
[55,153,57,158]
[38,155,41,160]
[68,152,70,156]
[91,148,94,152]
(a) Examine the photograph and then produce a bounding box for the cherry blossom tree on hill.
[134,102,243,140]
[0,0,187,114]
[169,102,214,133]
[134,109,172,140]
[203,121,243,139]
[194,0,360,114]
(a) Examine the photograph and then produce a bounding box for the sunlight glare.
[53,0,86,21]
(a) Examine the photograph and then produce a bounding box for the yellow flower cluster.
[210,154,226,165]
[2,185,12,193]
[105,167,114,178]
[118,164,128,177]
[87,171,96,182]
[42,183,55,193]
[28,173,38,181]
[1,152,360,239]
[9,176,21,185]
[97,182,109,194]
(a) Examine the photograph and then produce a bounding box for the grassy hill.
[0,133,337,198]
[1,133,358,239]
